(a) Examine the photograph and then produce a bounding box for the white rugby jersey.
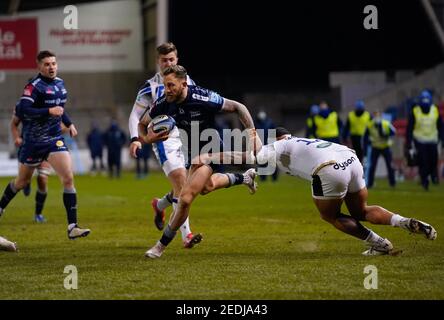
[128,72,195,140]
[256,136,356,180]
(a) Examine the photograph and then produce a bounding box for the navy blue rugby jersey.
[149,85,225,156]
[15,73,72,144]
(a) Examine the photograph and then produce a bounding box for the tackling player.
[254,127,437,255]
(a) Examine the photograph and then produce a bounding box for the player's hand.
[49,106,64,116]
[247,128,262,155]
[68,124,78,137]
[130,141,142,158]
[14,137,23,147]
[143,126,169,144]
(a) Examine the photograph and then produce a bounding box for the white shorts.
[311,151,366,200]
[152,138,186,176]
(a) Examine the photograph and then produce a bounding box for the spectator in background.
[136,143,151,179]
[406,90,444,190]
[364,111,396,189]
[103,120,127,178]
[255,110,278,181]
[86,121,105,175]
[312,101,343,144]
[343,100,371,162]
[305,104,319,138]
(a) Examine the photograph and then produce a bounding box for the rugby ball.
[149,115,176,133]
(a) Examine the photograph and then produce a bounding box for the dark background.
[169,0,443,94]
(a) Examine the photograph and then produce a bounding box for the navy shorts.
[19,138,69,166]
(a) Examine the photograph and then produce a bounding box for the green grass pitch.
[0,172,443,299]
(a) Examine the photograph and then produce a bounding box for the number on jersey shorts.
[311,151,366,200]
[152,140,186,176]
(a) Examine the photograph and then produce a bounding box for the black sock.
[35,190,47,215]
[0,182,18,210]
[63,191,77,225]
[159,225,177,246]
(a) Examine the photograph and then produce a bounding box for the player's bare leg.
[313,197,393,256]
[196,152,258,195]
[167,167,197,246]
[47,151,90,239]
[201,169,257,195]
[152,168,186,230]
[345,188,437,240]
[145,164,211,258]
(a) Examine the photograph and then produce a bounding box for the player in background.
[139,65,260,258]
[253,127,437,255]
[0,50,90,246]
[128,42,198,247]
[10,109,76,223]
[11,114,49,223]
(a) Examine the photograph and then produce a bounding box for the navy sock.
[63,191,77,225]
[166,191,174,204]
[0,182,18,210]
[159,225,177,246]
[35,190,47,215]
[225,173,244,187]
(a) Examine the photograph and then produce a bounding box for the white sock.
[157,193,173,211]
[180,218,191,241]
[390,214,409,227]
[173,201,192,241]
[364,230,385,246]
[68,223,76,231]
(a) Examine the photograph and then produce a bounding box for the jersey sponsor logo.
[333,156,356,170]
[190,111,201,118]
[45,98,67,104]
[23,84,34,96]
[209,92,223,104]
[192,93,209,102]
